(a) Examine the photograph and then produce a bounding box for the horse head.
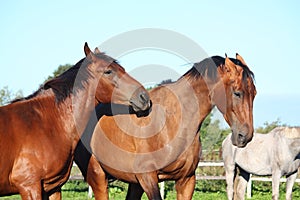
[211,54,256,147]
[83,43,151,112]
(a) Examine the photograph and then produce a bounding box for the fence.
[246,175,300,198]
[196,162,300,199]
[69,162,300,199]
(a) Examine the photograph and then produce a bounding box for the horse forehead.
[228,76,247,92]
[237,74,256,96]
[93,54,120,70]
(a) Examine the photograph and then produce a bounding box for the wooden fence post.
[246,174,252,199]
[88,185,93,199]
[159,181,165,199]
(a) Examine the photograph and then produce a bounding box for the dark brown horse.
[53,54,256,200]
[0,43,150,200]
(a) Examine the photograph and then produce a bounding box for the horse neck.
[137,77,214,165]
[150,76,214,148]
[67,75,98,137]
[173,76,214,124]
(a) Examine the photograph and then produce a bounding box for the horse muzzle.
[129,89,151,112]
[231,131,253,147]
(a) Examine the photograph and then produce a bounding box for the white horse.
[222,127,300,200]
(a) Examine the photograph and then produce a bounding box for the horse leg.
[49,152,108,200]
[271,170,281,200]
[284,159,300,200]
[85,155,109,200]
[13,182,43,200]
[224,164,236,200]
[285,172,297,200]
[235,168,249,200]
[126,183,144,200]
[48,156,109,200]
[175,175,196,200]
[74,140,109,200]
[10,159,43,200]
[136,173,162,200]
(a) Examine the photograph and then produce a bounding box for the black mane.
[182,56,255,82]
[229,57,255,83]
[11,53,119,104]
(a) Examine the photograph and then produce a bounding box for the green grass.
[2,179,300,200]
[0,181,89,200]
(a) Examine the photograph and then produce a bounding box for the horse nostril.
[238,133,246,143]
[139,92,149,103]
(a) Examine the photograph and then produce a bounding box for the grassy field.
[2,179,300,200]
[2,157,300,200]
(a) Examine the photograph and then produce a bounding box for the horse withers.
[0,43,150,199]
[223,127,300,200]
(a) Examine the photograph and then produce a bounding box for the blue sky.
[0,1,299,127]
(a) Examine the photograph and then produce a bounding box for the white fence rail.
[70,162,300,199]
[246,175,300,198]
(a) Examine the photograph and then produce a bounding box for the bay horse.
[223,127,300,200]
[76,54,256,200]
[0,43,151,200]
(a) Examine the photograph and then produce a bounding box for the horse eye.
[234,91,242,98]
[104,69,113,75]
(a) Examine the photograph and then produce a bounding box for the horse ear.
[84,42,92,56]
[94,47,101,54]
[224,56,237,73]
[236,53,247,66]
[84,42,97,62]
